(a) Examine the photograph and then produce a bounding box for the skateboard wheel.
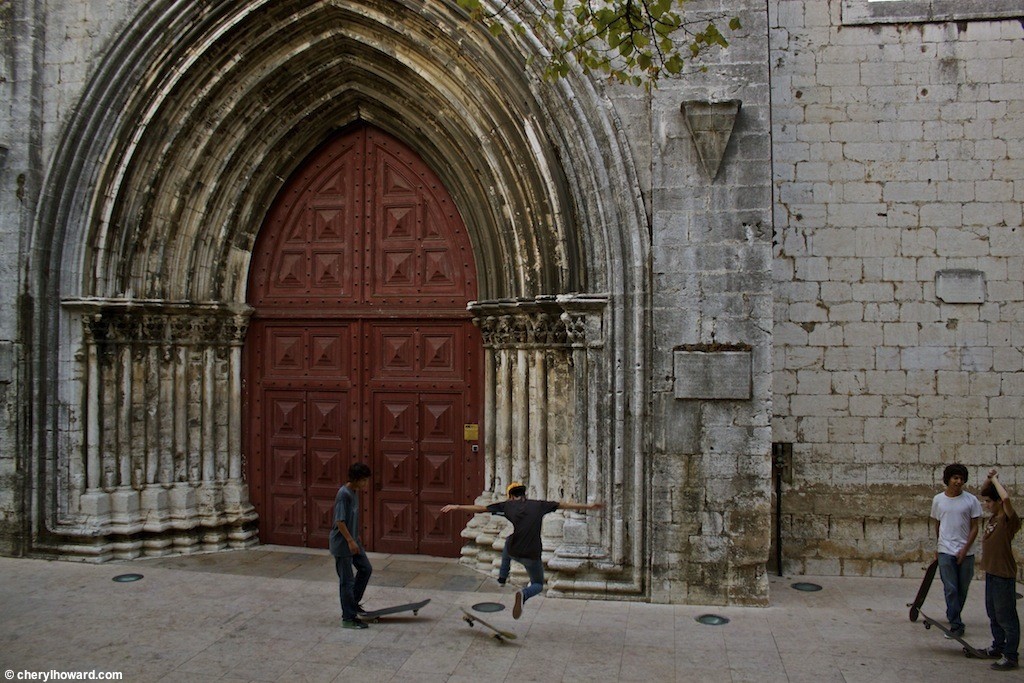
[413,610,419,615]
[924,623,931,630]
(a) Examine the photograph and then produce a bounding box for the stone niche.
[58,298,258,560]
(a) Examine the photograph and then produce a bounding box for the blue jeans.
[938,553,974,632]
[498,538,545,602]
[986,574,1020,662]
[335,550,372,621]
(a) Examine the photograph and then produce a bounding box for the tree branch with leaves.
[455,0,741,88]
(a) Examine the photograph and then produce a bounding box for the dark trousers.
[335,551,372,621]
[986,573,1020,662]
[938,552,974,632]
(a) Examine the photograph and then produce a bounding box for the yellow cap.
[506,482,525,496]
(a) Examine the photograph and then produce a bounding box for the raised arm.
[987,469,1016,517]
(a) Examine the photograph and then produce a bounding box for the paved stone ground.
[0,547,1015,682]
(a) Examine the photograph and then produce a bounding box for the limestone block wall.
[646,0,774,605]
[771,1,1024,577]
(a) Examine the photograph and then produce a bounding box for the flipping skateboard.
[919,610,986,658]
[360,598,431,623]
[907,559,938,622]
[461,607,516,642]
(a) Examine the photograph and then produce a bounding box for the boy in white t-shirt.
[930,463,983,638]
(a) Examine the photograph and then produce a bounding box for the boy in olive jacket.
[979,468,1021,671]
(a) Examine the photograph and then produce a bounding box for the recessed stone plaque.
[674,349,752,400]
[935,269,985,304]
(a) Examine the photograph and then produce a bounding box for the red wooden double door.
[246,125,482,557]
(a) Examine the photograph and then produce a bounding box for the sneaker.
[512,590,523,620]
[342,618,368,629]
[981,646,1003,659]
[356,604,368,614]
[497,577,507,586]
[991,656,1019,671]
[944,626,965,640]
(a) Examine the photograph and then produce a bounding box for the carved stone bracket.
[68,298,252,356]
[469,294,607,349]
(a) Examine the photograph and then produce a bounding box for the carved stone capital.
[469,295,606,349]
[65,298,253,351]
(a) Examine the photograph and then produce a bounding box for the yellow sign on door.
[463,423,479,441]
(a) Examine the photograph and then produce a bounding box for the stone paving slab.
[0,548,1013,682]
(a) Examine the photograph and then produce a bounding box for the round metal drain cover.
[471,601,505,613]
[112,573,144,583]
[791,582,823,592]
[695,614,729,626]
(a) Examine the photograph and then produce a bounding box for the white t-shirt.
[931,491,983,556]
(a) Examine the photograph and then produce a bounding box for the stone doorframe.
[22,0,652,597]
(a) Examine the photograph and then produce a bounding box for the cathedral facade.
[0,0,1019,605]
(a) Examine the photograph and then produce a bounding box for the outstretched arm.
[441,504,489,514]
[559,501,603,512]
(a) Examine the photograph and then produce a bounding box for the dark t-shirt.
[980,508,1021,579]
[329,484,359,557]
[487,498,560,560]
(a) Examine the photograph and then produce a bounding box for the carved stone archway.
[27,0,650,601]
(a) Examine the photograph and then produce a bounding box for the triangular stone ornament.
[680,99,741,181]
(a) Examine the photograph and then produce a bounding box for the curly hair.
[942,463,969,486]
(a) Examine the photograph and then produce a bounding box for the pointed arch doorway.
[245,124,482,557]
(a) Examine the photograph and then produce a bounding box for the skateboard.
[919,610,986,658]
[907,559,938,622]
[461,607,517,642]
[360,598,431,623]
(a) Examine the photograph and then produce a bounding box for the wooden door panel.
[269,494,305,546]
[418,502,455,556]
[247,125,481,555]
[306,392,350,548]
[265,390,305,545]
[252,135,363,307]
[379,500,415,547]
[418,395,460,501]
[374,392,418,554]
[369,323,466,382]
[365,129,473,306]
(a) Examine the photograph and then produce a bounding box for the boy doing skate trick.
[442,482,601,619]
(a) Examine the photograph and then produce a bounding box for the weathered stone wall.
[5,0,776,605]
[646,0,774,605]
[771,1,1024,577]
